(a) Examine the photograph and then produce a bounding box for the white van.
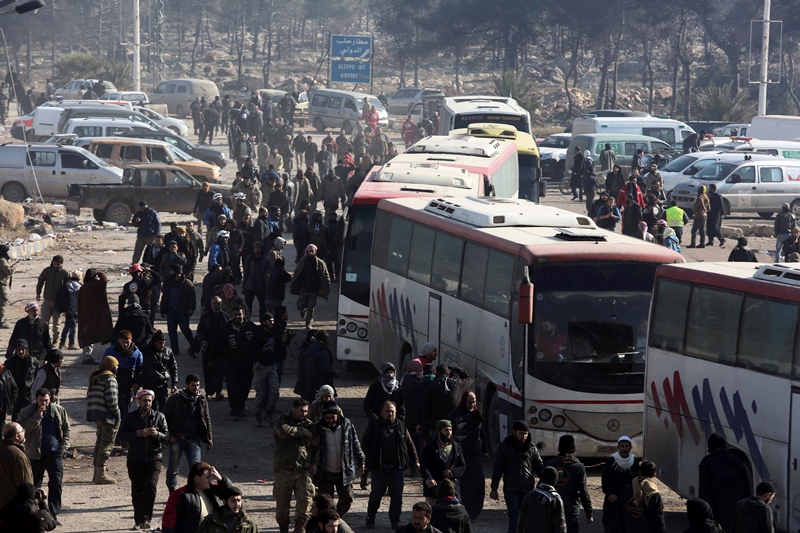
[307,89,389,134]
[749,115,800,141]
[661,151,757,195]
[0,144,123,202]
[571,116,695,148]
[705,139,800,159]
[439,96,531,135]
[148,79,220,118]
[669,154,800,217]
[65,118,157,138]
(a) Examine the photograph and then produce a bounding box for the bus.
[337,135,521,365]
[370,196,684,456]
[439,96,532,136]
[451,123,542,201]
[644,262,800,531]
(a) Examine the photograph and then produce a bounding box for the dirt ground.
[3,120,779,532]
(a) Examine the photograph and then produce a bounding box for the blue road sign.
[331,35,372,59]
[330,60,371,84]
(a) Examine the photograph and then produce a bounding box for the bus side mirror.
[518,267,534,324]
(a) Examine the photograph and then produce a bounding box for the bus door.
[428,294,441,347]
[789,389,800,530]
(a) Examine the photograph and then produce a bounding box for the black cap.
[138,200,148,207]
[322,401,339,415]
[512,420,528,432]
[558,434,576,454]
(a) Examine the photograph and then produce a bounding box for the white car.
[537,133,571,176]
[132,106,189,136]
[100,91,149,104]
[661,151,761,196]
[54,79,117,99]
[387,87,444,115]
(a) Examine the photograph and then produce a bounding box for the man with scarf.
[447,391,488,519]
[6,339,40,421]
[544,435,593,533]
[600,436,639,533]
[420,420,466,503]
[86,355,120,484]
[163,373,213,493]
[119,389,170,531]
[363,362,405,422]
[101,330,143,421]
[196,296,230,401]
[140,330,179,412]
[621,460,665,533]
[0,243,17,328]
[518,466,567,533]
[490,420,545,533]
[217,306,258,420]
[431,479,472,533]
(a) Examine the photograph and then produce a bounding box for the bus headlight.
[346,322,357,333]
[528,406,537,414]
[552,415,566,428]
[339,319,346,326]
[529,417,539,425]
[538,409,552,422]
[357,328,368,339]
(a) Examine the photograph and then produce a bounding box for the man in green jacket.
[35,255,69,343]
[274,397,317,533]
[197,485,258,533]
[0,244,16,328]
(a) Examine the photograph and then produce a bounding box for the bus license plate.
[596,445,617,453]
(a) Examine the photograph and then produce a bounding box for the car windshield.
[539,136,568,148]
[662,154,698,172]
[359,96,385,112]
[172,146,197,161]
[693,162,737,181]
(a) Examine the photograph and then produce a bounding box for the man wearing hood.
[140,330,179,412]
[490,420,545,533]
[0,422,33,509]
[420,420,466,503]
[86,355,120,485]
[101,330,143,423]
[160,264,196,356]
[217,306,258,419]
[8,302,50,363]
[698,432,751,531]
[621,460,665,533]
[518,466,566,533]
[163,373,213,493]
[290,244,331,329]
[363,362,405,422]
[0,243,17,328]
[431,479,472,533]
[114,295,155,349]
[196,296,230,401]
[544,435,592,532]
[420,365,472,439]
[600,436,640,533]
[6,339,40,420]
[683,499,724,533]
[312,400,364,518]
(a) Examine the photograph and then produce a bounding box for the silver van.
[565,133,673,177]
[307,89,389,134]
[670,154,800,217]
[0,144,123,202]
[148,79,220,118]
[65,118,157,138]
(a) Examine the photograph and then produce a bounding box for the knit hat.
[14,339,28,349]
[306,244,318,253]
[618,435,632,444]
[25,301,39,312]
[436,479,456,498]
[707,432,726,452]
[512,420,528,432]
[319,385,335,397]
[421,342,437,356]
[656,219,668,226]
[136,389,155,399]
[101,355,118,370]
[322,401,339,415]
[558,434,576,454]
[170,263,183,274]
[436,419,452,432]
[381,362,396,374]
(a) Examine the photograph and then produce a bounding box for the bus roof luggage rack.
[408,136,503,158]
[423,197,597,229]
[554,228,608,241]
[753,264,800,286]
[375,163,475,189]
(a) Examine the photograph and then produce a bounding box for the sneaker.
[391,522,399,530]
[140,522,151,531]
[366,517,375,529]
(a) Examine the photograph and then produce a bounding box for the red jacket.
[617,183,644,208]
[162,476,232,533]
[362,109,379,130]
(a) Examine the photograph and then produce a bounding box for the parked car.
[117,129,227,168]
[148,78,220,118]
[100,91,149,104]
[66,164,228,223]
[32,104,169,138]
[308,89,389,134]
[132,106,188,136]
[64,117,157,138]
[53,79,117,99]
[387,87,445,115]
[538,133,572,177]
[0,143,122,202]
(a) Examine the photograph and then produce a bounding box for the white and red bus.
[370,196,683,455]
[644,262,800,530]
[336,134,520,364]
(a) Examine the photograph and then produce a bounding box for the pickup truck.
[67,164,229,224]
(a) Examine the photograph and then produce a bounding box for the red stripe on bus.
[531,399,644,405]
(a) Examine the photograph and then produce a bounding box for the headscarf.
[88,355,118,388]
[459,389,482,422]
[632,476,659,506]
[405,359,424,377]
[380,362,398,393]
[686,499,717,529]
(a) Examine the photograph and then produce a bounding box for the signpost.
[330,34,373,88]
[330,60,371,84]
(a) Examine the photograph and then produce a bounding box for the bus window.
[387,217,413,276]
[491,156,519,198]
[484,251,514,317]
[408,225,436,285]
[649,279,690,352]
[685,286,742,364]
[460,243,489,305]
[431,232,463,296]
[737,296,796,376]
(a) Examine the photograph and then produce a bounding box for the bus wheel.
[559,178,572,196]
[485,387,501,457]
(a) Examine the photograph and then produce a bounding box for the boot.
[92,465,117,484]
[58,340,65,350]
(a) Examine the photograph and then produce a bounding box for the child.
[59,270,82,350]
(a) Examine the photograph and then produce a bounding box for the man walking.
[36,255,69,344]
[312,401,364,518]
[544,435,592,533]
[421,419,466,503]
[775,203,797,261]
[160,264,196,356]
[490,420,545,533]
[0,421,33,509]
[18,387,70,525]
[119,389,170,531]
[140,330,179,412]
[362,401,419,530]
[218,306,258,420]
[6,339,39,420]
[517,466,567,533]
[7,302,50,362]
[599,143,616,172]
[163,373,213,493]
[698,432,751,531]
[274,398,316,533]
[196,296,229,401]
[86,355,120,484]
[0,244,17,328]
[131,201,162,265]
[290,244,331,329]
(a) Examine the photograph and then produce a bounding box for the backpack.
[55,283,71,314]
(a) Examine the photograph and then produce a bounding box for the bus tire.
[484,386,501,457]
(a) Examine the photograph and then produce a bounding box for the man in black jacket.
[698,432,751,531]
[490,420,545,533]
[362,401,419,530]
[420,420,466,502]
[397,502,443,533]
[6,339,39,421]
[7,302,50,362]
[518,466,567,533]
[120,263,162,324]
[160,264,196,356]
[163,373,213,493]
[118,389,170,531]
[161,462,231,533]
[140,330,179,411]
[195,296,230,400]
[363,362,405,422]
[419,365,472,440]
[114,295,155,349]
[431,478,472,533]
[216,306,258,419]
[544,435,592,533]
[731,481,775,533]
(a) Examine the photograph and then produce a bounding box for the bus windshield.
[529,262,660,394]
[453,114,530,134]
[341,204,376,307]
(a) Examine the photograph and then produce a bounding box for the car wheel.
[168,126,181,135]
[1,182,26,203]
[176,105,186,119]
[92,209,105,222]
[313,118,325,133]
[104,202,132,225]
[343,121,353,135]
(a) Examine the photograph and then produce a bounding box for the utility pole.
[757,0,771,115]
[132,0,140,91]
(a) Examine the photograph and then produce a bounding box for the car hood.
[190,145,226,158]
[176,160,221,181]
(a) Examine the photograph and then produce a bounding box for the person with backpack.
[621,461,666,533]
[54,270,81,351]
[545,435,592,532]
[419,365,472,441]
[727,237,759,262]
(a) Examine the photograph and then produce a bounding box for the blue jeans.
[504,491,527,533]
[60,312,77,345]
[368,467,405,523]
[166,436,202,490]
[166,309,194,354]
[777,232,791,261]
